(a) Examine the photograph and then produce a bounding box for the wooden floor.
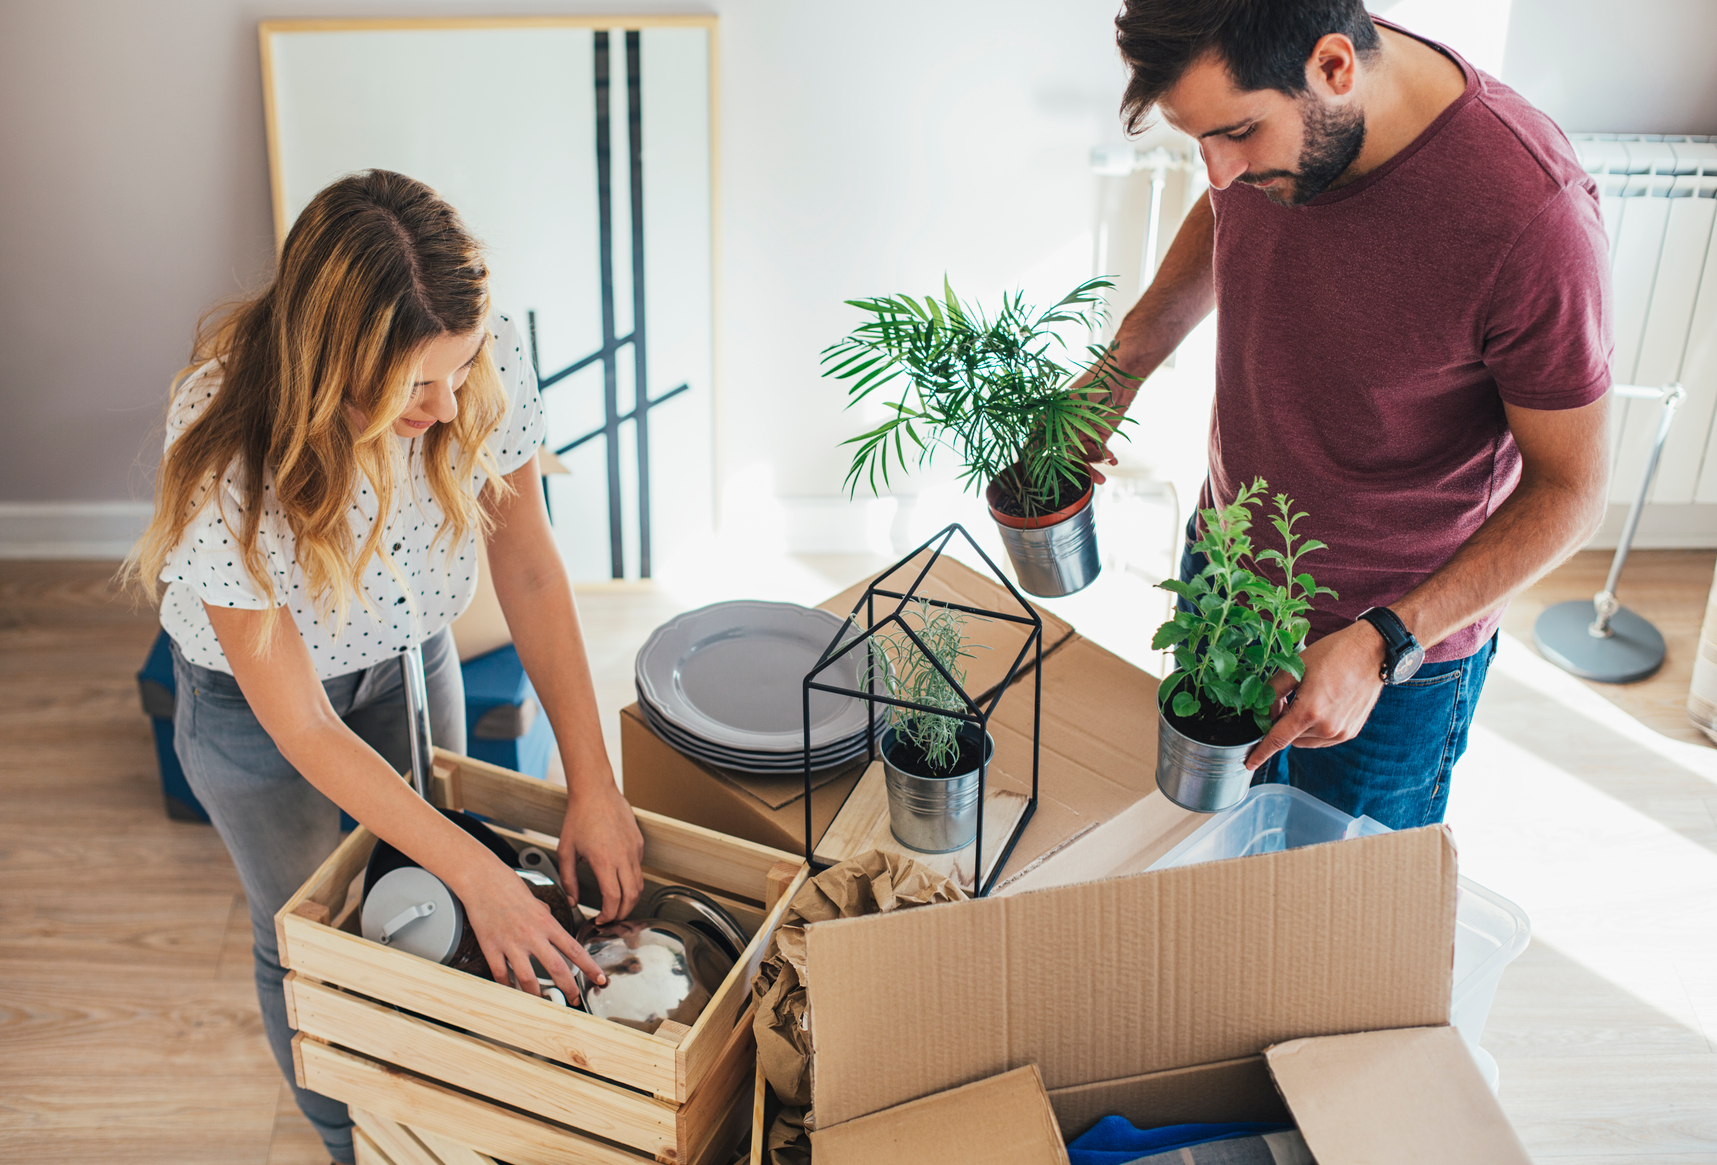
[2,553,1715,1162]
[1500,548,1717,747]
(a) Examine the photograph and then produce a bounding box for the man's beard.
[1245,98,1366,207]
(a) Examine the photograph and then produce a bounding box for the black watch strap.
[1357,607,1421,684]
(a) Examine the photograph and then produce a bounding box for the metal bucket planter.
[881,723,993,853]
[1155,704,1261,813]
[986,479,1100,598]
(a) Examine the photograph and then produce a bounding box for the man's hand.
[1067,353,1138,485]
[1246,621,1388,770]
[559,779,644,924]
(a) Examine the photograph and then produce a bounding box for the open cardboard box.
[800,826,1532,1163]
[813,1028,1527,1164]
[622,552,1208,883]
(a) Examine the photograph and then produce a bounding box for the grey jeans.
[169,628,465,1165]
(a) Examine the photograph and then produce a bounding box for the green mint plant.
[1152,480,1337,734]
[821,277,1136,520]
[864,599,980,772]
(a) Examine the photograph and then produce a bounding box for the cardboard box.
[623,625,1205,884]
[623,553,1077,856]
[811,1027,1529,1165]
[811,1065,1070,1165]
[798,825,1529,1160]
[985,632,1208,892]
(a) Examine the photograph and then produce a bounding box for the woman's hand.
[459,858,608,1000]
[559,780,645,925]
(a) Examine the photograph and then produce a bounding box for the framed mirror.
[260,16,717,582]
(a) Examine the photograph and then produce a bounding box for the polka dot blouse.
[159,313,545,681]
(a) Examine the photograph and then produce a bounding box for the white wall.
[5,0,1715,551]
[0,0,1127,545]
[1501,0,1717,135]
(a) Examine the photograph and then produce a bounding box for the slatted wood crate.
[352,1107,500,1165]
[278,748,807,1165]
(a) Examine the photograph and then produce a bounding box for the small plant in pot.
[822,277,1136,597]
[1151,479,1336,813]
[863,599,993,854]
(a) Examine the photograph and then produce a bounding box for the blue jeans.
[169,628,466,1165]
[1178,519,1494,829]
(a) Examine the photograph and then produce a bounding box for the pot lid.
[644,885,749,962]
[360,866,464,964]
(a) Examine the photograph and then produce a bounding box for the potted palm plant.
[822,278,1134,597]
[863,599,991,853]
[1152,480,1335,812]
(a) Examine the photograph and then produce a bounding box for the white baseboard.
[0,502,152,559]
[1587,502,1717,550]
[9,497,1705,561]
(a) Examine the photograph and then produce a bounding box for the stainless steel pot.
[1155,704,1261,813]
[881,723,992,854]
[577,918,735,1033]
[987,480,1100,598]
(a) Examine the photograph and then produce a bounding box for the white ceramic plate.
[636,601,873,752]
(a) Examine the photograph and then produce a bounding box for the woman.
[129,170,643,1165]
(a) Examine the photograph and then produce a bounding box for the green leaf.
[1151,622,1191,650]
[1171,691,1200,719]
[1207,678,1242,707]
[1274,654,1306,681]
[1158,579,1198,599]
[1208,647,1236,679]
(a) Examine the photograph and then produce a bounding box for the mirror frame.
[257,15,722,580]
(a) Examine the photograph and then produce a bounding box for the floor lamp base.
[1532,600,1666,684]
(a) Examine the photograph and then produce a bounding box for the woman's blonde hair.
[131,170,512,639]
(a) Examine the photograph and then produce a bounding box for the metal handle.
[401,643,434,798]
[1592,382,1685,637]
[379,900,436,944]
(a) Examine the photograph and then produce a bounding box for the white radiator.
[1573,134,1717,528]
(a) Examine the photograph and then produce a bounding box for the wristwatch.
[1357,607,1425,685]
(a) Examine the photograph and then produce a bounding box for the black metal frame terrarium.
[801,524,1042,897]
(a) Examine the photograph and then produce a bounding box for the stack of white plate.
[634,600,875,775]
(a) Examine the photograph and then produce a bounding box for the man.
[1086,2,1612,828]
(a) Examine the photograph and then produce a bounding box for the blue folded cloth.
[1067,1118,1298,1165]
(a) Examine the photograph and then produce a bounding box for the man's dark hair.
[1116,0,1382,133]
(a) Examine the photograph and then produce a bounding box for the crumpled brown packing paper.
[753,849,968,1113]
[764,1104,811,1165]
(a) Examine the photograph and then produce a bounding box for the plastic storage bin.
[1148,784,1530,1091]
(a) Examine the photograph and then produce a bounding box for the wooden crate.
[279,748,807,1165]
[352,1107,501,1165]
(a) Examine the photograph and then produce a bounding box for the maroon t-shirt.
[1203,26,1612,662]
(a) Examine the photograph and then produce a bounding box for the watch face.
[1391,644,1426,684]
